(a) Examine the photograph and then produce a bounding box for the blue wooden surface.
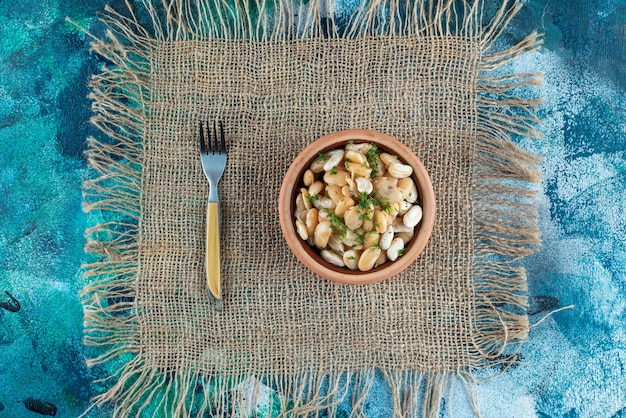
[0,1,624,416]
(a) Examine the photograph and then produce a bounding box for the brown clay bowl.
[279,129,435,285]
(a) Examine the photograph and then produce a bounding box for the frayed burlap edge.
[71,1,543,416]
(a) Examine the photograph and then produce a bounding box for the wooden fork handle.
[206,201,222,311]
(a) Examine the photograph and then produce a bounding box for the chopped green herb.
[317,152,327,161]
[330,166,338,175]
[307,194,319,202]
[365,143,380,178]
[397,248,405,257]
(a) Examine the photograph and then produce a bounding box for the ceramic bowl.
[278,129,435,285]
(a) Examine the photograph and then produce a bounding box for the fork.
[199,120,227,312]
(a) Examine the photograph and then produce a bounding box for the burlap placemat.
[78,1,543,416]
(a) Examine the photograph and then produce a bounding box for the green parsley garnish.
[330,166,338,175]
[365,143,380,178]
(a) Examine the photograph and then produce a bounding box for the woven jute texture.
[79,1,543,416]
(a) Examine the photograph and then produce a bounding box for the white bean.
[323,170,349,186]
[344,206,363,230]
[343,250,360,270]
[397,177,418,203]
[340,231,356,247]
[356,177,373,194]
[328,235,345,254]
[345,142,372,154]
[345,150,367,165]
[403,205,423,228]
[358,247,381,271]
[386,237,404,261]
[309,180,324,197]
[312,196,336,210]
[323,149,344,172]
[321,249,345,267]
[388,162,413,178]
[314,222,332,249]
[305,208,319,236]
[379,225,394,250]
[296,220,308,240]
[380,152,401,168]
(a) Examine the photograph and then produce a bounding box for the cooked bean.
[326,185,343,204]
[388,202,400,218]
[363,231,380,249]
[344,206,363,230]
[387,237,404,261]
[318,208,332,223]
[328,235,345,254]
[343,249,360,270]
[345,150,367,165]
[296,209,307,223]
[305,208,319,236]
[397,177,418,203]
[323,170,349,186]
[335,197,355,217]
[373,210,388,233]
[388,162,413,178]
[310,155,326,173]
[312,196,336,210]
[356,177,373,194]
[296,220,308,240]
[323,149,344,171]
[345,162,372,178]
[343,230,361,247]
[314,222,332,249]
[301,188,312,210]
[403,205,423,228]
[341,185,352,197]
[375,249,387,267]
[309,180,324,197]
[380,152,401,167]
[303,169,314,186]
[345,142,372,154]
[380,225,394,250]
[358,247,381,271]
[296,193,306,213]
[321,249,345,267]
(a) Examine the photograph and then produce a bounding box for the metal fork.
[199,120,227,312]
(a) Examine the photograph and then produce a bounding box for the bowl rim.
[279,129,436,285]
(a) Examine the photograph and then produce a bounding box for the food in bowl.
[293,141,423,272]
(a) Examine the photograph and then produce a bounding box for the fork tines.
[199,120,226,155]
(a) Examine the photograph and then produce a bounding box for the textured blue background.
[0,1,624,416]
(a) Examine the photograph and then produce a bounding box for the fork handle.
[206,201,222,311]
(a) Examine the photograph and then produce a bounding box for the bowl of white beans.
[279,129,435,285]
